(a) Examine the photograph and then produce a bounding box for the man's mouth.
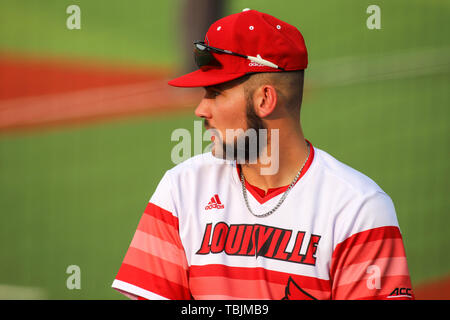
[203,119,211,131]
[203,120,216,142]
[204,120,217,141]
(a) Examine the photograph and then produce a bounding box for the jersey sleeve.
[112,171,191,300]
[330,191,414,300]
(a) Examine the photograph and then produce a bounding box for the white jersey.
[112,142,413,300]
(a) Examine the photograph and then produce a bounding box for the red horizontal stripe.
[334,238,406,269]
[331,226,402,277]
[333,226,402,257]
[124,247,188,286]
[190,276,285,299]
[136,213,184,251]
[144,202,179,230]
[115,263,191,300]
[332,275,414,300]
[190,264,330,292]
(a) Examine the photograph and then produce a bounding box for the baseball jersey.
[112,142,414,300]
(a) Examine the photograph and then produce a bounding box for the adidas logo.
[248,54,265,67]
[205,194,224,210]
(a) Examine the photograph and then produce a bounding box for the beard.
[207,94,267,163]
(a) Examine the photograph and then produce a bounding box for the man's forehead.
[204,84,224,92]
[204,75,250,92]
[204,82,237,93]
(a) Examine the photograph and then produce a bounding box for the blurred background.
[0,0,449,299]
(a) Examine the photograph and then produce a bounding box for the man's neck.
[240,125,309,193]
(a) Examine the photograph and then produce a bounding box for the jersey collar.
[235,139,315,204]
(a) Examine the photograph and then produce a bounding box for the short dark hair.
[242,70,305,114]
[208,70,305,114]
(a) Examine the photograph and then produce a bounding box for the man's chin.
[209,144,225,160]
[209,142,260,164]
[210,147,218,158]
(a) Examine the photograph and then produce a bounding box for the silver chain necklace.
[240,142,310,218]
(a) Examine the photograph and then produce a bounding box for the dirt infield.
[0,52,202,133]
[414,275,450,300]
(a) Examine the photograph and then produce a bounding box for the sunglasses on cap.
[194,41,285,71]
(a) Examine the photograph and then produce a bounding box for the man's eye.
[206,90,221,98]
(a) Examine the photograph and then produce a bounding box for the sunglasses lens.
[194,44,222,70]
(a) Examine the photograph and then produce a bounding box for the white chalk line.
[0,79,202,129]
[0,46,448,130]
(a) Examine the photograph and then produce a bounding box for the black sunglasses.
[194,41,284,71]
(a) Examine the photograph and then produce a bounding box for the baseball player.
[112,9,414,300]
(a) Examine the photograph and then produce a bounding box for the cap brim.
[168,68,247,88]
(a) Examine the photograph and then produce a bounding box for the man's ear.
[253,85,278,118]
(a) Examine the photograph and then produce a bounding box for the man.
[112,9,414,300]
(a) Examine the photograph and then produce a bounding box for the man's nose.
[195,98,212,119]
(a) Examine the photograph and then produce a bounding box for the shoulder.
[313,147,384,197]
[166,152,233,178]
[150,153,234,214]
[166,152,236,198]
[311,147,399,240]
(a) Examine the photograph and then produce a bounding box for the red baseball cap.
[168,9,308,88]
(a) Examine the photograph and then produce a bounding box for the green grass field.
[0,0,449,299]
